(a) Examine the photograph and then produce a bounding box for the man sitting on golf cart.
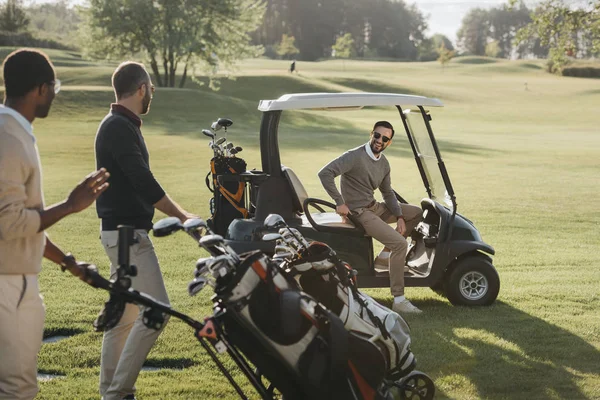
[318,121,423,314]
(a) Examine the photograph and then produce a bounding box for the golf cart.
[209,92,499,306]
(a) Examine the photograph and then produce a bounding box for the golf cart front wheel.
[445,254,500,306]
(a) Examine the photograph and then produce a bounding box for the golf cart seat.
[281,166,365,234]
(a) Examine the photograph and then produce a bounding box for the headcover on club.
[93,294,127,332]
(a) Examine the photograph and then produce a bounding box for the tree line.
[0,0,598,84]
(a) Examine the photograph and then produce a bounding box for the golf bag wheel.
[444,254,500,306]
[394,371,435,400]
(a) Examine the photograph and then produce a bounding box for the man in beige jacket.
[0,49,110,400]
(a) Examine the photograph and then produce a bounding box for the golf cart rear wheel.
[397,371,435,400]
[445,254,499,306]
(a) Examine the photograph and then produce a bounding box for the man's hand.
[183,212,202,223]
[396,217,406,236]
[66,168,110,213]
[62,256,98,283]
[336,204,350,216]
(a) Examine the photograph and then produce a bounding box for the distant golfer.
[290,59,296,73]
[318,121,423,314]
[0,49,109,400]
[94,61,199,400]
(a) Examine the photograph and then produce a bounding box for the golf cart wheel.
[445,254,500,306]
[397,371,435,400]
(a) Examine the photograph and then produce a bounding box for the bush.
[561,65,600,78]
[0,31,73,50]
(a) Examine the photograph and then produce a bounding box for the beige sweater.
[0,106,45,275]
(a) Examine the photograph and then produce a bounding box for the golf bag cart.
[83,220,434,400]
[208,92,499,306]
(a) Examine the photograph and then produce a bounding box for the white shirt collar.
[364,143,381,161]
[0,105,35,142]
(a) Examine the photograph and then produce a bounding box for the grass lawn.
[3,49,598,399]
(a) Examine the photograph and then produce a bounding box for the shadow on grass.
[369,297,598,399]
[144,357,196,370]
[43,327,85,339]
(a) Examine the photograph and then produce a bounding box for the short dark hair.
[112,61,150,99]
[2,49,55,99]
[373,120,395,138]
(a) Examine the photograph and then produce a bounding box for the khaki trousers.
[99,230,170,400]
[353,202,422,296]
[0,275,45,400]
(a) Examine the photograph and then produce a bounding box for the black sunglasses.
[372,131,391,143]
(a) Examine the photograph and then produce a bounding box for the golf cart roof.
[258,92,444,111]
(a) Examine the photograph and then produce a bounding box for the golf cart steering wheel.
[303,198,366,236]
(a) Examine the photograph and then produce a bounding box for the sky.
[410,0,528,43]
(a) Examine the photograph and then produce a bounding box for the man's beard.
[34,99,53,119]
[141,91,152,115]
[370,140,384,154]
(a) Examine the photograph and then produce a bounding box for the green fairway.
[5,49,599,399]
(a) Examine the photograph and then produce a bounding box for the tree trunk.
[162,50,169,88]
[149,56,163,87]
[169,49,175,87]
[179,63,188,88]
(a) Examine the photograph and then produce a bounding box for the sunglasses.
[50,79,61,94]
[372,131,391,143]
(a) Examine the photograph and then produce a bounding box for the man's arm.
[44,235,95,279]
[317,151,355,207]
[379,170,402,217]
[107,122,167,207]
[154,194,197,222]
[0,136,42,240]
[379,170,406,235]
[0,138,107,240]
[106,124,198,221]
[38,169,110,231]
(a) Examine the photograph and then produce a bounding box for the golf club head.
[230,149,238,155]
[262,233,283,242]
[211,117,233,131]
[152,217,183,237]
[264,214,286,230]
[235,146,243,152]
[195,257,211,276]
[202,129,215,139]
[200,234,225,249]
[183,218,207,241]
[216,137,226,146]
[226,143,233,149]
[188,276,208,296]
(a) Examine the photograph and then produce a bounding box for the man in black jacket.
[95,61,198,400]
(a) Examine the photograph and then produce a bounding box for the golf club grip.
[117,225,135,266]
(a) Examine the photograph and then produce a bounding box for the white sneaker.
[392,299,422,314]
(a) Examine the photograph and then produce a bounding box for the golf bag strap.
[350,284,390,340]
[205,171,214,193]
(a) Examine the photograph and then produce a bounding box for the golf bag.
[213,249,394,400]
[287,241,416,381]
[206,155,248,235]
